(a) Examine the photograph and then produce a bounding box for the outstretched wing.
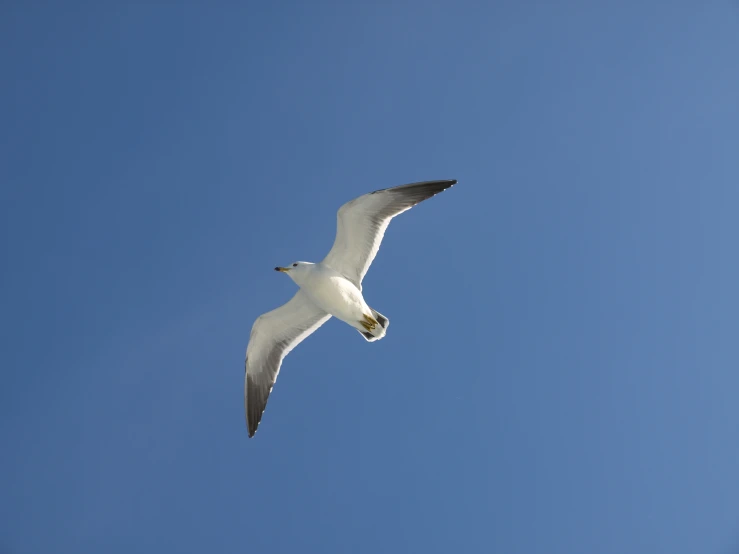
[244,290,331,437]
[322,179,457,288]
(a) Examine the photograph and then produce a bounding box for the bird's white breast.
[300,263,368,324]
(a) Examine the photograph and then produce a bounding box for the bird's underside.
[244,179,458,437]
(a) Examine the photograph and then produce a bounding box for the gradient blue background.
[2,2,739,553]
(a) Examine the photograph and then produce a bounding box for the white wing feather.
[322,180,457,289]
[244,290,330,437]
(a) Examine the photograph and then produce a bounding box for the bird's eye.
[293,263,298,267]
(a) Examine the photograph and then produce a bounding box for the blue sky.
[2,2,739,553]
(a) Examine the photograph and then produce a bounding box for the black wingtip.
[247,415,259,438]
[245,372,265,438]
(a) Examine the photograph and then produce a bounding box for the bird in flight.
[245,179,458,437]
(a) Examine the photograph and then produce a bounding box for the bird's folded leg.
[362,313,378,330]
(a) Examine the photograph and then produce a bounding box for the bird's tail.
[358,308,389,342]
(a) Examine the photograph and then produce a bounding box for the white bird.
[244,179,458,437]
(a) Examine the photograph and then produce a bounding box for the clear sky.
[2,2,739,553]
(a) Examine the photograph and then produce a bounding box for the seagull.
[244,179,458,437]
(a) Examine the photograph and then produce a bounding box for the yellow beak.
[274,266,290,272]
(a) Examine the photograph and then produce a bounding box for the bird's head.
[274,261,312,284]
